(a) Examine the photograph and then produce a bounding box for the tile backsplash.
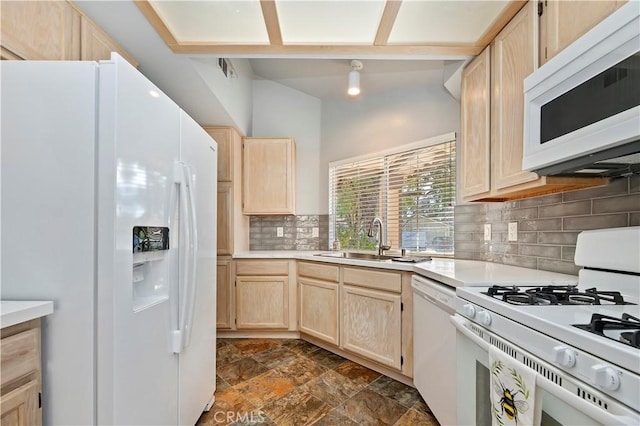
[454,175,640,275]
[250,215,329,251]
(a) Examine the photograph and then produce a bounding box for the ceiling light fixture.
[348,60,363,96]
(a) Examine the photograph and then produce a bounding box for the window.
[329,133,456,255]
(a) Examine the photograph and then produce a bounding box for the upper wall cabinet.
[460,1,607,202]
[242,137,296,215]
[0,1,80,60]
[539,0,627,65]
[79,16,137,66]
[204,126,248,255]
[0,0,136,66]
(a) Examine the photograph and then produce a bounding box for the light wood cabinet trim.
[341,285,402,370]
[491,0,539,190]
[0,379,40,426]
[0,0,80,60]
[79,15,137,66]
[204,126,242,182]
[235,260,290,276]
[242,137,296,215]
[216,258,234,330]
[236,276,289,329]
[342,266,402,293]
[460,46,491,199]
[400,272,413,378]
[298,277,339,345]
[298,262,340,283]
[468,176,609,202]
[217,183,233,255]
[0,329,39,388]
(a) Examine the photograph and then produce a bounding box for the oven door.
[451,315,639,426]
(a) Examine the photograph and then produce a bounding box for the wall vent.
[217,58,236,79]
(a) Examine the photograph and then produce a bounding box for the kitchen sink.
[314,252,395,261]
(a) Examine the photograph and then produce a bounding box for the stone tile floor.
[197,338,440,426]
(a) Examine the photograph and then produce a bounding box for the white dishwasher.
[412,275,456,426]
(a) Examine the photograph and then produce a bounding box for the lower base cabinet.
[0,320,43,426]
[341,285,402,370]
[216,259,234,330]
[298,277,339,345]
[236,276,289,329]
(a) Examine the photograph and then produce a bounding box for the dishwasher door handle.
[416,290,455,314]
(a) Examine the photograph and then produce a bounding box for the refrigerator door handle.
[173,162,192,354]
[170,162,184,354]
[182,163,198,349]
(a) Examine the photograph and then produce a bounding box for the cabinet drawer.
[235,260,289,276]
[298,262,339,282]
[342,267,401,293]
[0,329,39,387]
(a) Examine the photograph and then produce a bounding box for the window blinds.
[329,137,456,254]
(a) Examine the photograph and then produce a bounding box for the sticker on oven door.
[489,346,537,426]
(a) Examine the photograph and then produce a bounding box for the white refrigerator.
[1,54,217,425]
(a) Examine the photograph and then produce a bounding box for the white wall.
[252,80,322,214]
[319,84,461,213]
[191,58,254,134]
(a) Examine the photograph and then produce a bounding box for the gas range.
[455,227,640,418]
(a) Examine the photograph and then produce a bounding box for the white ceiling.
[249,58,452,98]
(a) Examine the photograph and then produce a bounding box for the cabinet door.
[216,259,234,330]
[541,0,626,65]
[299,278,339,345]
[0,1,80,60]
[491,1,539,190]
[236,276,289,329]
[0,380,40,426]
[460,47,491,200]
[341,285,401,369]
[79,16,137,66]
[204,127,239,182]
[217,183,233,255]
[242,138,296,215]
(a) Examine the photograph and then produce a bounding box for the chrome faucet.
[367,217,391,256]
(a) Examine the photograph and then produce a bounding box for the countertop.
[1,300,54,329]
[232,251,578,288]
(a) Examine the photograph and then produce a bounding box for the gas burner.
[574,313,640,349]
[483,285,632,306]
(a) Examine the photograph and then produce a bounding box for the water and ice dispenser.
[132,226,171,311]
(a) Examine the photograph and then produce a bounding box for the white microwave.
[523,1,640,177]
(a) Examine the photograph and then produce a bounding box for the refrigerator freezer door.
[1,61,98,425]
[97,54,180,425]
[178,110,217,426]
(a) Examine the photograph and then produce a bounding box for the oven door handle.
[535,375,638,425]
[451,314,491,350]
[451,315,639,426]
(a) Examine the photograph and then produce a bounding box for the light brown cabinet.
[460,46,491,200]
[0,1,80,60]
[540,0,627,65]
[341,285,402,370]
[0,320,43,426]
[242,137,296,215]
[298,262,340,345]
[79,16,137,66]
[204,127,248,257]
[216,259,234,330]
[0,1,135,65]
[460,1,606,202]
[234,261,293,330]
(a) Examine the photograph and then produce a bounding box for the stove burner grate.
[574,313,640,349]
[483,285,631,306]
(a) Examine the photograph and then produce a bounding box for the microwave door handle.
[535,375,637,425]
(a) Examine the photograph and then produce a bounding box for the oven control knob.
[591,365,620,391]
[463,304,476,318]
[477,310,492,326]
[552,346,576,368]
